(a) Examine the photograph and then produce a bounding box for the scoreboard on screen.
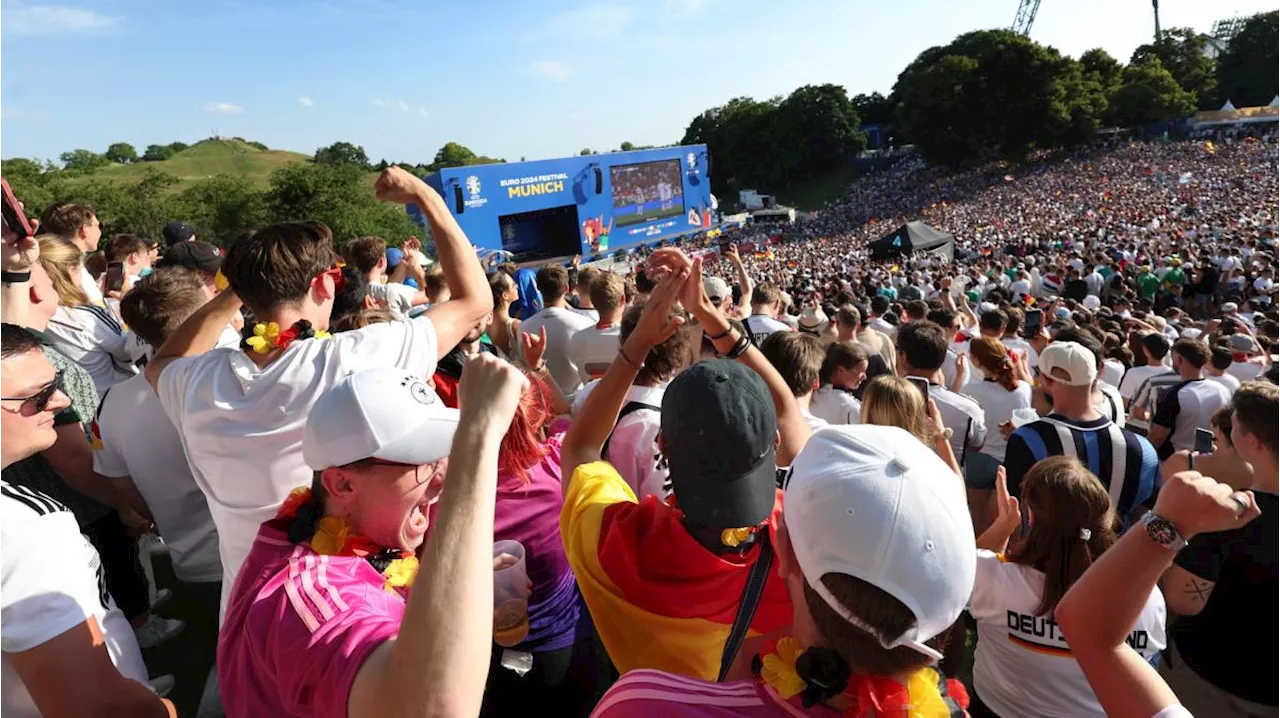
[412,145,714,261]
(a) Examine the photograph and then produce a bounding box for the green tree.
[1131,28,1218,109]
[104,142,138,164]
[60,149,109,174]
[619,141,636,151]
[313,141,370,167]
[167,141,190,154]
[177,174,267,246]
[892,30,1103,166]
[1080,48,1123,93]
[682,95,793,193]
[265,163,419,246]
[431,142,477,170]
[1215,11,1279,108]
[0,159,58,215]
[1109,58,1197,127]
[579,148,597,155]
[850,92,894,126]
[141,144,175,162]
[778,84,866,178]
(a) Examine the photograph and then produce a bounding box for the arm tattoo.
[1183,578,1213,603]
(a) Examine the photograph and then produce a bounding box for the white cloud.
[526,60,573,82]
[663,0,709,18]
[417,108,428,117]
[372,98,410,112]
[544,5,632,40]
[204,102,244,115]
[298,96,314,108]
[2,2,120,36]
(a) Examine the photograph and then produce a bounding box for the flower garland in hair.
[274,487,418,594]
[752,637,969,718]
[242,319,331,355]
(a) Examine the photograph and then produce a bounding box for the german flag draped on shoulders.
[557,249,813,680]
[561,460,791,679]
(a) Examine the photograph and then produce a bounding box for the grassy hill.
[64,138,313,190]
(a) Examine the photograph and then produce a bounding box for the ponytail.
[1007,456,1118,616]
[993,355,1018,392]
[970,336,1019,392]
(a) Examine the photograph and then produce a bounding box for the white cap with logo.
[1038,341,1098,387]
[303,367,460,471]
[784,425,976,662]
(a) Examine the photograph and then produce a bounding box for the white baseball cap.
[303,367,460,470]
[1038,341,1098,386]
[703,276,731,302]
[783,425,976,662]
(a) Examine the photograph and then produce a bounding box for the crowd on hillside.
[0,130,1276,718]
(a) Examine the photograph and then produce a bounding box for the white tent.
[1221,99,1238,111]
[1270,96,1279,107]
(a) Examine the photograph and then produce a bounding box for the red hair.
[498,373,554,482]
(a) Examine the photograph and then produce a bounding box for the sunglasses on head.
[317,265,346,294]
[1,370,65,414]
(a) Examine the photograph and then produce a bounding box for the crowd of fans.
[0,128,1276,718]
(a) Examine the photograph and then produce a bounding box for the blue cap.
[386,247,404,268]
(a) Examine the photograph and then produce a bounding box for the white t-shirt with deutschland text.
[1,482,149,718]
[968,549,1166,718]
[156,317,439,613]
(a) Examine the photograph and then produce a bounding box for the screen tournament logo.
[686,152,696,171]
[463,175,487,209]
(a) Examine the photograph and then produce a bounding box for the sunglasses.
[317,265,346,294]
[1,370,65,414]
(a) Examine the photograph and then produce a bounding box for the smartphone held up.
[1,178,34,240]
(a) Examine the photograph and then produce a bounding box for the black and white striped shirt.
[1005,414,1160,530]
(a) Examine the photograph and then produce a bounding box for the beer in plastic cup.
[493,540,529,647]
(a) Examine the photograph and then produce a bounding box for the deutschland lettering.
[508,180,564,199]
[1006,610,1147,651]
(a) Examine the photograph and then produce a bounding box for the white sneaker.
[149,674,176,698]
[134,615,185,649]
[149,588,173,613]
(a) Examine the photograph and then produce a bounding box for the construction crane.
[1011,0,1041,36]
[1013,0,1161,42]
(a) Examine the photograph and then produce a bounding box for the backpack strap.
[717,530,774,682]
[601,401,661,459]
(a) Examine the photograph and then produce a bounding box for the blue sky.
[2,0,1275,164]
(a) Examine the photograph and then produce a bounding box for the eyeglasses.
[1,371,65,414]
[317,265,346,294]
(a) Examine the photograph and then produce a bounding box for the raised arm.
[561,270,687,488]
[1,230,38,327]
[1055,472,1259,718]
[726,244,753,318]
[652,248,811,464]
[348,354,526,718]
[375,168,493,357]
[145,289,242,392]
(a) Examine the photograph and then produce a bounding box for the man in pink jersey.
[592,425,977,717]
[218,355,528,718]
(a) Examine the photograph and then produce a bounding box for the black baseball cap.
[661,359,778,528]
[162,221,196,245]
[156,241,222,273]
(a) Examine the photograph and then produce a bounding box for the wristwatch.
[1140,511,1187,552]
[1,270,31,284]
